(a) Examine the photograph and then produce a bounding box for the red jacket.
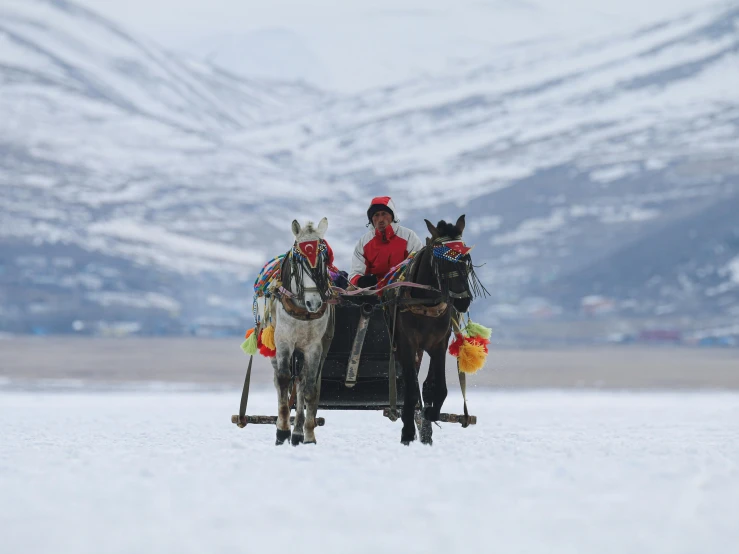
[349,223,422,286]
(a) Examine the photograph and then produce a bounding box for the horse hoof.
[291,434,304,446]
[303,440,317,445]
[275,429,291,445]
[400,431,416,445]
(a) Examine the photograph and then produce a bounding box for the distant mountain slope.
[240,2,738,319]
[0,0,325,131]
[0,0,339,271]
[1,0,737,335]
[543,191,739,317]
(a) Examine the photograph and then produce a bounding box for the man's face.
[372,210,392,231]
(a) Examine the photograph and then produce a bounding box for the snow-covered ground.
[2,387,738,553]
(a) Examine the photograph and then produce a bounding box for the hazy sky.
[74,0,714,91]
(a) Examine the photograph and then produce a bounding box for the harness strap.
[398,296,445,306]
[330,280,440,297]
[387,300,399,420]
[280,293,329,320]
[448,290,470,299]
[458,363,470,428]
[400,301,448,318]
[236,354,254,428]
[278,286,293,298]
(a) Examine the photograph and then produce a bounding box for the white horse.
[272,218,335,445]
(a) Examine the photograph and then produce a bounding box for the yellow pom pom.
[458,340,487,374]
[261,325,276,351]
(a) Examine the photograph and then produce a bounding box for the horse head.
[424,215,476,313]
[290,217,330,313]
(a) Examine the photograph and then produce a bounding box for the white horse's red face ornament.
[298,240,319,268]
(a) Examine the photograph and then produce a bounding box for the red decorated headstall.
[433,239,473,262]
[293,240,327,268]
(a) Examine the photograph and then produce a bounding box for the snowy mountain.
[177,0,717,93]
[1,0,738,337]
[233,2,739,325]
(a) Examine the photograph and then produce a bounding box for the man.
[349,196,423,288]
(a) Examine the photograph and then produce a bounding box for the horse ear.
[455,214,466,234]
[316,217,328,238]
[424,219,438,239]
[291,219,301,238]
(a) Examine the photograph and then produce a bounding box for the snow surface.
[2,388,738,554]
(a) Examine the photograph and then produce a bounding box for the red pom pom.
[449,333,465,356]
[259,343,276,357]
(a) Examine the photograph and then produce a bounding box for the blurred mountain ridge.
[1,0,737,339]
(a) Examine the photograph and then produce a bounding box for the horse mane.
[435,220,462,239]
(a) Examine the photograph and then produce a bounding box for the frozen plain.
[2,387,738,554]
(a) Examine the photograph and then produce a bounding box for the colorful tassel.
[259,343,276,357]
[241,328,257,355]
[458,338,488,374]
[449,318,492,374]
[469,336,490,354]
[258,328,276,358]
[465,322,492,340]
[448,333,465,357]
[261,325,276,351]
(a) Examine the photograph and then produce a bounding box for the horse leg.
[302,346,322,444]
[291,376,305,446]
[273,350,292,445]
[398,344,418,445]
[415,349,435,445]
[414,348,430,403]
[422,365,434,407]
[423,343,448,423]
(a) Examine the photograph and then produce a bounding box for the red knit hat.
[366,196,397,222]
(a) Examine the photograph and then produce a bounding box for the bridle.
[280,239,332,303]
[429,236,473,301]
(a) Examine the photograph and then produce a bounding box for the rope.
[458,362,470,428]
[387,300,399,420]
[451,311,470,427]
[236,354,254,428]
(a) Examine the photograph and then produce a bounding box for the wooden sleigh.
[231,292,476,432]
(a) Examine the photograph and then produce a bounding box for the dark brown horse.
[386,215,485,445]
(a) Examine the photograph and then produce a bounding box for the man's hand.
[357,274,378,288]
